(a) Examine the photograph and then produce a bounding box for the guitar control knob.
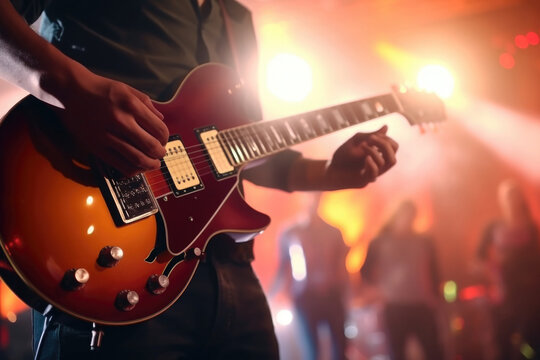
[147,274,170,295]
[185,247,204,261]
[115,290,139,311]
[97,246,123,267]
[61,268,90,291]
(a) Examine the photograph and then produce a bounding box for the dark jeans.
[32,251,279,360]
[294,289,347,360]
[384,303,442,360]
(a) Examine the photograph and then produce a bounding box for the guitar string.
[148,98,374,166]
[141,122,327,183]
[145,108,363,177]
[115,103,386,192]
[141,114,371,191]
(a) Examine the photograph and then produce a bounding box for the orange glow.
[375,41,419,73]
[345,244,367,274]
[319,191,370,247]
[451,316,465,332]
[414,201,434,233]
[1,281,28,318]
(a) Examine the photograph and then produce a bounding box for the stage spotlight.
[266,53,313,102]
[416,64,455,99]
[276,309,294,326]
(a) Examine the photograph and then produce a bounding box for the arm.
[288,126,398,191]
[0,0,168,175]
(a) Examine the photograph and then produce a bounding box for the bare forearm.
[0,0,81,108]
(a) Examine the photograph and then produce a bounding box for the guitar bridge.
[103,171,158,224]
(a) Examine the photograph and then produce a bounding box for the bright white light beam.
[417,64,455,99]
[266,53,313,102]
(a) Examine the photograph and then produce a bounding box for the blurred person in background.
[361,200,443,360]
[477,180,540,360]
[270,193,350,360]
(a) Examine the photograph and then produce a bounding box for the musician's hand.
[323,126,398,189]
[286,126,398,191]
[56,66,169,176]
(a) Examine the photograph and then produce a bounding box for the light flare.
[266,53,313,102]
[288,243,307,281]
[416,65,455,99]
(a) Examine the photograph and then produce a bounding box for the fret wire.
[297,117,312,140]
[269,124,285,148]
[269,123,285,146]
[244,126,260,157]
[217,132,236,166]
[283,120,300,144]
[342,103,360,125]
[234,128,251,161]
[320,111,336,133]
[261,124,276,151]
[250,124,268,155]
[262,125,275,151]
[228,130,245,163]
[224,130,241,165]
[350,100,367,123]
[313,112,330,135]
[243,126,259,158]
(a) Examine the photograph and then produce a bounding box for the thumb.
[373,125,388,135]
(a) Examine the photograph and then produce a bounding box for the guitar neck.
[217,93,400,166]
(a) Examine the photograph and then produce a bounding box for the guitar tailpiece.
[90,322,104,351]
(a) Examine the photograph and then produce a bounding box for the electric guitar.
[0,63,445,325]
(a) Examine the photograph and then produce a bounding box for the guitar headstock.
[392,85,446,127]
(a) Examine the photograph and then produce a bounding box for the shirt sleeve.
[240,149,302,192]
[9,0,51,24]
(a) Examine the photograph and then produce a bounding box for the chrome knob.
[115,290,139,311]
[97,246,123,267]
[147,274,170,295]
[61,268,90,290]
[185,247,204,261]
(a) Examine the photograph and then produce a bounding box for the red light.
[499,53,515,69]
[526,31,539,46]
[459,285,487,301]
[515,34,528,49]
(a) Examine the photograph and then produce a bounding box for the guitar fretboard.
[217,93,399,166]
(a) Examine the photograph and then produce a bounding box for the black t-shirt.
[11,0,260,103]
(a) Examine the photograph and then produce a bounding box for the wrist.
[38,50,90,109]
